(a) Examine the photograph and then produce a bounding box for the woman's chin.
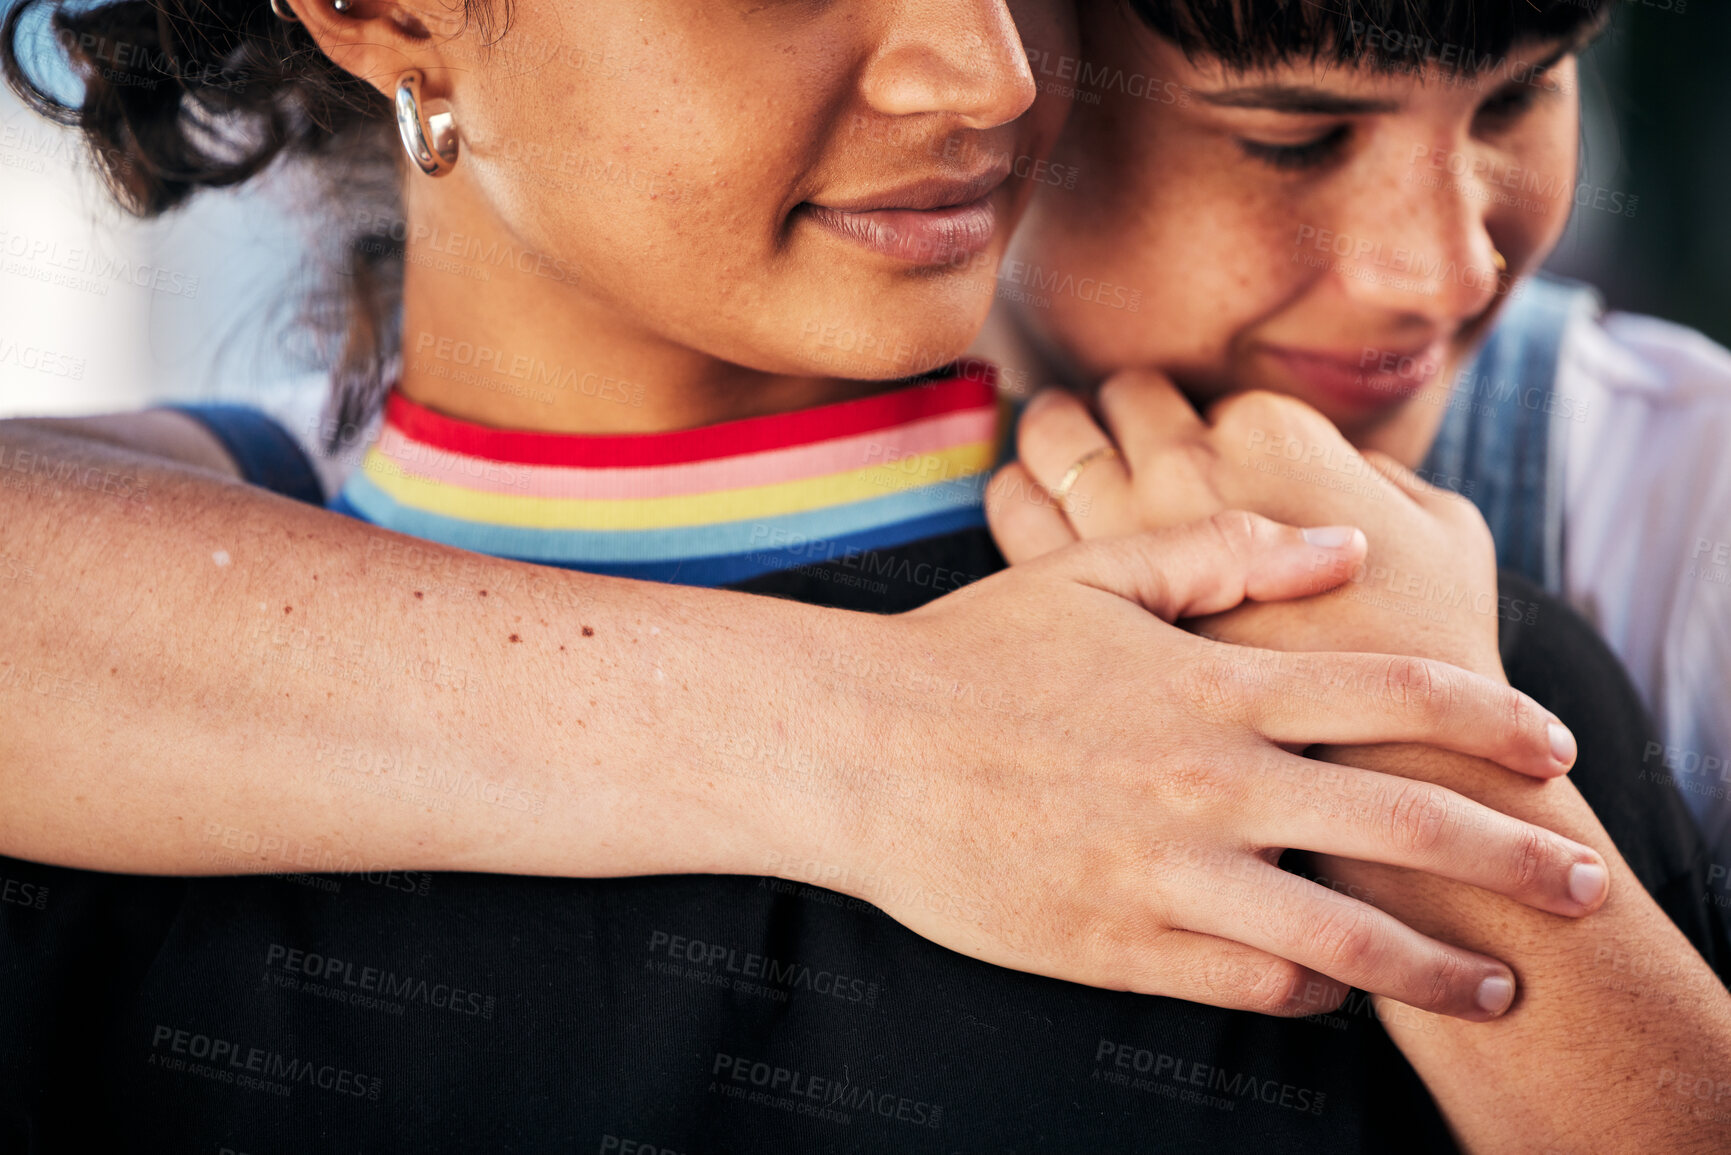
[784,297,990,381]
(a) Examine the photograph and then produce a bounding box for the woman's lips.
[1261,340,1449,410]
[802,196,998,265]
[800,176,1005,266]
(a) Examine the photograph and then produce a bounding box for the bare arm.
[1316,744,1731,1153]
[0,411,847,879]
[0,408,1591,1023]
[1203,565,1731,1152]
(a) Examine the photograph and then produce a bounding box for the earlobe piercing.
[269,0,352,18]
[394,70,460,177]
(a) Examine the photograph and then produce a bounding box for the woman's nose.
[858,0,1039,130]
[1318,137,1505,323]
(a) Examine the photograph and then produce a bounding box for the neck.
[392,199,895,434]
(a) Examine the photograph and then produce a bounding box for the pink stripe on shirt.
[372,408,998,500]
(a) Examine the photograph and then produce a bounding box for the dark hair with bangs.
[1125,0,1616,75]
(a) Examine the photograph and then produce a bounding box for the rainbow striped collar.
[331,366,1008,587]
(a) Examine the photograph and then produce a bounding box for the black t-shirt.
[1,511,1724,1153]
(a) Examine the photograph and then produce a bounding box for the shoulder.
[1554,306,1731,784]
[1562,307,1731,410]
[172,372,375,502]
[1557,305,1731,479]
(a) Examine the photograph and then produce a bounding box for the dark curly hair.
[0,0,510,449]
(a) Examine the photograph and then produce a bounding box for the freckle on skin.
[582,626,594,637]
[414,591,424,599]
[284,606,292,614]
[509,634,521,643]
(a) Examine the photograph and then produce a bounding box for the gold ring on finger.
[1049,445,1119,515]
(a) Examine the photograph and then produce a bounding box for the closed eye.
[1476,82,1542,128]
[1238,125,1351,172]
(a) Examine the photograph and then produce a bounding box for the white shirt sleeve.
[1556,311,1731,853]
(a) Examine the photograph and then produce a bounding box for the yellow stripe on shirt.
[357,440,997,530]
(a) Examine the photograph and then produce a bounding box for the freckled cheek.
[1501,104,1580,263]
[1136,213,1297,370]
[1499,159,1576,267]
[1164,191,1294,305]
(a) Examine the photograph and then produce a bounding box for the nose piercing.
[1491,249,1508,273]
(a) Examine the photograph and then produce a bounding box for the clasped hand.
[837,372,1602,1023]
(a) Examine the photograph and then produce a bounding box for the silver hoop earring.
[269,0,298,20]
[394,70,459,178]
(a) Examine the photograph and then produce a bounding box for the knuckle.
[1238,958,1311,1016]
[1507,824,1548,892]
[1360,447,1400,475]
[1096,372,1138,414]
[1503,686,1540,751]
[1079,918,1143,990]
[1145,440,1220,497]
[1311,904,1379,974]
[1435,486,1486,526]
[1206,509,1263,556]
[1431,487,1467,516]
[1179,658,1246,723]
[1129,554,1176,614]
[1154,752,1236,810]
[1016,399,1063,462]
[1419,951,1469,1014]
[1384,782,1451,855]
[1205,389,1253,424]
[1438,496,1495,553]
[1217,389,1300,426]
[1382,656,1439,713]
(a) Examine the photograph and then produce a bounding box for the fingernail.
[1548,721,1577,767]
[1476,974,1515,1015]
[1568,862,1608,908]
[1302,525,1359,550]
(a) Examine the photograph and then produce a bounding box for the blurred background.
[0,0,1725,418]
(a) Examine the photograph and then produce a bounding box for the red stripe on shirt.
[385,362,999,469]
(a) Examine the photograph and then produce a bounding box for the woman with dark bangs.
[0,0,1726,1150]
